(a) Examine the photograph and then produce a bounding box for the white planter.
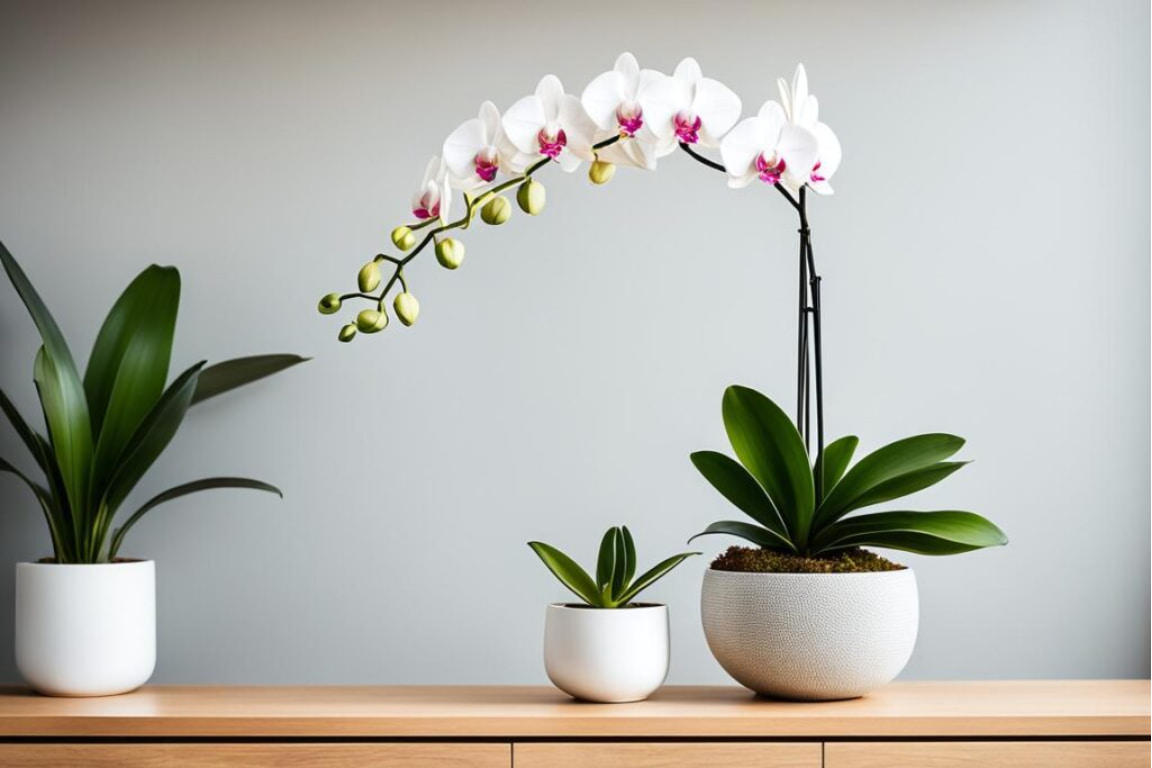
[701,568,918,701]
[15,560,156,697]
[543,603,669,703]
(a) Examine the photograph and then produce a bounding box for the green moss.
[709,546,905,574]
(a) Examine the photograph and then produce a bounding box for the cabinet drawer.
[0,743,510,767]
[515,742,820,767]
[825,741,1150,768]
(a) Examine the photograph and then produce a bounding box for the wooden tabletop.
[0,681,1146,739]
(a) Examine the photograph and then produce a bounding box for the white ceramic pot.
[15,560,156,697]
[544,603,669,703]
[701,568,918,701]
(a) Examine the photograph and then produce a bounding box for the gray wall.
[0,0,1147,685]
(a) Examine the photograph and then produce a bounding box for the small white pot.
[702,568,918,701]
[544,603,669,703]
[16,560,156,697]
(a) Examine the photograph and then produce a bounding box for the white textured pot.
[15,560,156,697]
[701,568,918,701]
[544,603,669,703]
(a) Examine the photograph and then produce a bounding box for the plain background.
[0,0,1148,685]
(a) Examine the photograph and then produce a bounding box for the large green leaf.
[621,526,636,587]
[845,461,968,513]
[108,477,281,559]
[814,510,1008,555]
[527,541,601,606]
[691,450,792,545]
[0,387,49,475]
[688,520,793,550]
[722,386,814,546]
[87,266,181,498]
[814,435,858,501]
[610,527,627,601]
[191,354,309,405]
[596,527,617,590]
[814,434,965,530]
[33,348,92,529]
[615,551,699,605]
[0,242,84,377]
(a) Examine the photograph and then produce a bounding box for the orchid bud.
[516,179,546,215]
[358,261,381,292]
[481,196,511,225]
[589,160,616,185]
[435,238,465,270]
[338,323,357,343]
[394,292,420,326]
[356,307,389,334]
[317,293,342,315]
[391,226,417,251]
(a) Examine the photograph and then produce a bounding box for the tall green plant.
[690,385,1007,558]
[0,242,307,563]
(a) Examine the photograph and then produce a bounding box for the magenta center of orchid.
[537,128,567,159]
[616,101,643,136]
[474,148,499,182]
[810,160,825,183]
[413,191,440,220]
[756,152,787,184]
[674,112,702,143]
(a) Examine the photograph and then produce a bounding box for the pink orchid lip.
[674,112,702,144]
[412,194,440,220]
[616,104,643,136]
[474,150,499,182]
[756,152,787,184]
[537,128,568,159]
[810,160,825,183]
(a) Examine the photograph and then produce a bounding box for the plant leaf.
[615,552,699,605]
[108,477,281,559]
[688,520,793,550]
[814,510,1008,555]
[33,348,93,529]
[191,354,309,405]
[0,386,49,475]
[690,450,792,546]
[596,527,617,590]
[814,435,858,501]
[722,386,814,546]
[814,434,965,531]
[527,541,601,606]
[621,525,636,587]
[847,461,969,513]
[0,456,66,560]
[611,527,628,601]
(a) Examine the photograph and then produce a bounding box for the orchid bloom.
[719,101,818,190]
[639,58,742,156]
[502,75,596,173]
[580,52,665,170]
[442,101,513,190]
[777,64,842,194]
[412,156,451,224]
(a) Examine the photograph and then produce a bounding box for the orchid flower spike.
[443,101,514,190]
[719,101,819,190]
[581,52,665,170]
[777,64,842,194]
[412,156,451,223]
[638,57,742,156]
[502,75,596,173]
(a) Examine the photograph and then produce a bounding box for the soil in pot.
[710,545,904,574]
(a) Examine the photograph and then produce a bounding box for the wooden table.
[0,681,1146,766]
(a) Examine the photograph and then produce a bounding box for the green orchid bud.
[338,323,357,343]
[391,226,417,251]
[435,237,465,269]
[394,292,420,326]
[589,159,616,185]
[317,293,342,315]
[481,195,511,225]
[356,307,389,334]
[516,179,546,215]
[358,261,381,292]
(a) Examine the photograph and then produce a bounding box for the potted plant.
[0,242,306,697]
[528,526,697,703]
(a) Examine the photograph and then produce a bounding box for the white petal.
[478,101,501,142]
[694,77,742,146]
[777,123,819,186]
[719,116,770,179]
[797,95,819,130]
[652,134,679,158]
[556,148,582,172]
[559,94,596,160]
[421,155,441,186]
[502,94,545,153]
[614,52,640,92]
[791,64,808,112]
[813,121,841,179]
[727,169,758,189]
[635,68,665,99]
[757,100,786,137]
[506,150,537,174]
[673,57,702,86]
[638,76,691,139]
[443,117,485,180]
[581,70,626,130]
[438,176,453,223]
[776,77,792,121]
[536,74,565,122]
[810,179,835,195]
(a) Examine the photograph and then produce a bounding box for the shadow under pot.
[701,568,918,701]
[15,560,156,697]
[544,603,668,703]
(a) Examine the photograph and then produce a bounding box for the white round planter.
[16,560,156,697]
[701,568,918,701]
[544,603,669,703]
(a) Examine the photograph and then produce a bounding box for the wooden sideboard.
[0,681,1146,766]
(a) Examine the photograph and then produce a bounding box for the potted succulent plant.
[528,526,698,703]
[0,242,306,697]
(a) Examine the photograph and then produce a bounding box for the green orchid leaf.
[611,527,628,600]
[527,541,601,606]
[815,510,1008,555]
[615,552,699,605]
[33,348,92,528]
[844,461,969,515]
[108,477,281,559]
[722,386,814,546]
[596,527,617,590]
[191,354,309,405]
[621,525,636,587]
[814,435,858,501]
[690,450,792,544]
[688,520,794,550]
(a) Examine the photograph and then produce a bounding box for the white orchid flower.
[777,64,842,194]
[442,101,514,190]
[638,58,742,156]
[501,75,596,173]
[411,156,451,224]
[580,52,665,170]
[719,101,819,190]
